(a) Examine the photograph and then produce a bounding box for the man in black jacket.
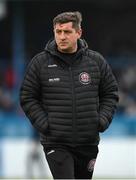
[20,11,119,179]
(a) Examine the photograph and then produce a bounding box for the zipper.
[69,66,77,146]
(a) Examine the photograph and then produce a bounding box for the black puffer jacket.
[20,39,118,146]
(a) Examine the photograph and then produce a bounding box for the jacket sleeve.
[98,54,119,132]
[19,54,48,135]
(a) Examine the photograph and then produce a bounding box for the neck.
[58,44,78,54]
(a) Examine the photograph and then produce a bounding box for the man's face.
[54,22,82,53]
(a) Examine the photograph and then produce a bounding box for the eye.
[64,30,72,34]
[56,30,61,34]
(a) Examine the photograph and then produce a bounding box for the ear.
[53,27,55,33]
[77,28,82,39]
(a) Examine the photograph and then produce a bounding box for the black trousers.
[43,145,98,179]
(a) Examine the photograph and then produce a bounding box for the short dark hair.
[53,11,82,30]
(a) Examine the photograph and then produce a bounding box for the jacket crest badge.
[79,72,91,85]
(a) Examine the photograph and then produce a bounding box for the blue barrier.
[0,111,33,138]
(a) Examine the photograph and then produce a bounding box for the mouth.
[59,42,68,45]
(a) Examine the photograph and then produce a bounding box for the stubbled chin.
[58,46,68,51]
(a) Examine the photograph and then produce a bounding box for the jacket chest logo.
[79,72,91,85]
[48,64,57,68]
[49,78,60,82]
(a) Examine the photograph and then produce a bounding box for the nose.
[60,32,66,40]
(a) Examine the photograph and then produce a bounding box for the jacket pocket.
[33,115,49,135]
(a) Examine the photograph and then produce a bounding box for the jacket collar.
[44,38,88,62]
